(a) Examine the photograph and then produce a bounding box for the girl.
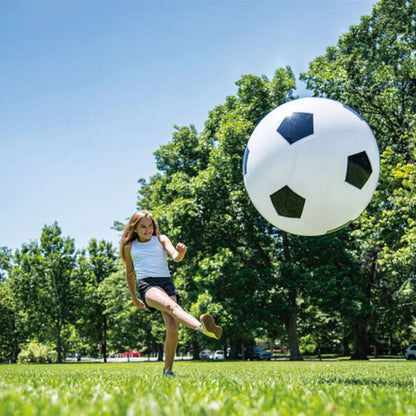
[120,210,222,376]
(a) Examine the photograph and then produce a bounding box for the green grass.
[1,361,416,415]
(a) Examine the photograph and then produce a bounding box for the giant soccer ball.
[242,97,380,236]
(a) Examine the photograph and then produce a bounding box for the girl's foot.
[163,368,175,377]
[200,314,223,340]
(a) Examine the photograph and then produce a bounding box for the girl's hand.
[176,243,187,256]
[134,298,146,310]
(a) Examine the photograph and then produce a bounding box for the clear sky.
[1,0,378,252]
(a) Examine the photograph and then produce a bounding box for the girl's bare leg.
[145,287,201,329]
[161,300,178,372]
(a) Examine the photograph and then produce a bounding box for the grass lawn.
[1,360,416,415]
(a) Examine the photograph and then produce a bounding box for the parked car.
[68,352,81,361]
[405,344,416,360]
[251,346,272,361]
[121,350,141,358]
[199,349,214,360]
[214,350,225,360]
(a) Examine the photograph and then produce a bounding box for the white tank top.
[130,236,171,280]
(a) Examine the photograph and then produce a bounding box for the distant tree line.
[0,0,415,362]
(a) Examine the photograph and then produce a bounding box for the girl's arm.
[159,235,187,262]
[124,243,146,310]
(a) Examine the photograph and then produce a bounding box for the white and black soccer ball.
[242,97,380,236]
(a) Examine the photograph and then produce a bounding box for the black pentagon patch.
[242,147,249,176]
[270,186,306,218]
[345,151,372,189]
[277,112,314,144]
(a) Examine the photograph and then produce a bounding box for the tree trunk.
[351,322,369,360]
[192,340,200,360]
[286,308,303,361]
[317,336,322,361]
[281,232,303,361]
[229,337,243,360]
[389,331,393,355]
[56,322,62,363]
[157,343,164,361]
[12,346,19,363]
[351,250,378,360]
[342,336,350,356]
[103,315,107,363]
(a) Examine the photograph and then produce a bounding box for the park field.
[1,360,416,415]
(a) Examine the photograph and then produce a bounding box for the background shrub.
[18,341,57,364]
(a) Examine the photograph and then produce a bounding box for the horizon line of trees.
[1,0,415,362]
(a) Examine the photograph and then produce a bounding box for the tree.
[76,239,118,362]
[300,0,416,358]
[135,68,308,359]
[301,0,415,161]
[0,247,20,362]
[0,282,23,362]
[100,270,156,357]
[0,247,11,283]
[9,223,79,363]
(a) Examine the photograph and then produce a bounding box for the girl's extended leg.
[145,287,201,329]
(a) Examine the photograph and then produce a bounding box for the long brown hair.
[119,210,159,264]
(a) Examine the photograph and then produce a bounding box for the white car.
[214,350,225,360]
[405,344,416,360]
[199,349,214,360]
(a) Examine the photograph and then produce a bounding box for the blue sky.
[0,0,378,252]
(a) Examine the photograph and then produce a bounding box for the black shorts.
[137,277,179,313]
